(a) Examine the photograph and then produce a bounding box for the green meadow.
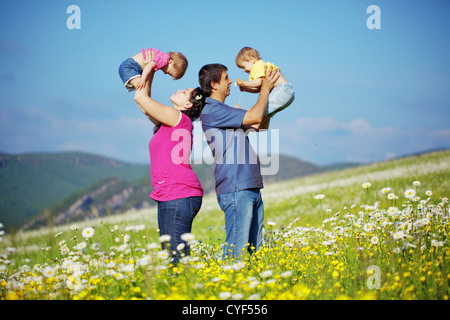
[1,150,449,300]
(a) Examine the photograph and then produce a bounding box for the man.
[198,63,279,260]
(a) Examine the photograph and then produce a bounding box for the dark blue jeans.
[157,196,202,263]
[217,188,264,260]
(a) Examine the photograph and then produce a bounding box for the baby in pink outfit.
[119,48,188,91]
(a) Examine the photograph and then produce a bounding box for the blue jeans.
[217,188,264,260]
[118,58,143,91]
[157,196,202,263]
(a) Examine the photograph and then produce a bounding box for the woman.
[134,68,204,264]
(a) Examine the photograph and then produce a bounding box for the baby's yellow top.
[249,60,279,81]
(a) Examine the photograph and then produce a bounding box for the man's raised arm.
[242,67,280,126]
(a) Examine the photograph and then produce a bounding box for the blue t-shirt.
[200,97,263,194]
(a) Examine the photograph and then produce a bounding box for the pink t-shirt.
[148,112,203,201]
[142,48,170,71]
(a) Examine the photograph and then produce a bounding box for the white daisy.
[363,223,374,232]
[233,262,246,271]
[232,293,244,300]
[370,236,379,245]
[387,207,399,215]
[105,269,116,276]
[219,292,232,300]
[431,240,444,247]
[76,242,87,250]
[387,193,398,200]
[43,266,56,278]
[157,251,170,260]
[147,243,159,250]
[159,234,171,243]
[281,271,293,278]
[380,187,391,194]
[180,233,195,243]
[81,227,95,239]
[393,231,405,240]
[260,270,273,278]
[362,182,371,189]
[404,188,416,199]
[395,221,405,230]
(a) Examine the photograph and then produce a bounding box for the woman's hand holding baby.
[136,50,157,91]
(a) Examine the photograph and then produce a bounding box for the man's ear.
[210,81,219,90]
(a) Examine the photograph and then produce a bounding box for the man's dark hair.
[198,63,228,97]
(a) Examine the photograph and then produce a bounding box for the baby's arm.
[236,78,263,93]
[135,50,157,91]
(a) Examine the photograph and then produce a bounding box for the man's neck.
[209,91,227,103]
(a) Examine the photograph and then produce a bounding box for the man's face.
[215,70,232,97]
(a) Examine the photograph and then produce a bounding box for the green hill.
[0,152,149,230]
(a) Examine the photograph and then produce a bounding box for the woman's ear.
[184,101,193,110]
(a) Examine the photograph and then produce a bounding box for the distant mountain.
[322,162,362,171]
[0,152,149,230]
[20,176,155,230]
[0,151,324,231]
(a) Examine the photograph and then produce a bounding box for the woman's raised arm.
[134,70,181,127]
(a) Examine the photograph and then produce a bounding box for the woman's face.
[170,88,194,110]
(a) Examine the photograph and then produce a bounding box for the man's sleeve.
[204,104,246,129]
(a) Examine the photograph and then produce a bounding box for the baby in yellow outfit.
[235,47,295,130]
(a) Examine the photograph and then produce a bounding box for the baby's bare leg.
[128,77,140,89]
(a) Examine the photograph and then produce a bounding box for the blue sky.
[0,0,449,166]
